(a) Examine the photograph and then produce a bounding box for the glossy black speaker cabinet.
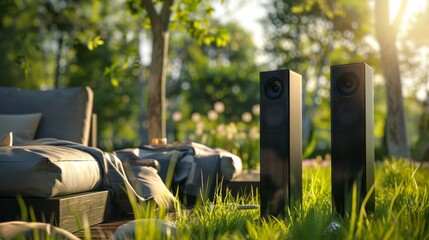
[331,63,375,215]
[260,69,302,217]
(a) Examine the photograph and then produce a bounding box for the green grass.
[122,159,429,240]
[14,158,428,239]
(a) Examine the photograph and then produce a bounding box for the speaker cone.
[336,72,359,96]
[264,78,285,99]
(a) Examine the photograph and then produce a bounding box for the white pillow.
[0,113,42,145]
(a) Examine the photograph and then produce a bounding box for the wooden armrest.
[89,113,97,147]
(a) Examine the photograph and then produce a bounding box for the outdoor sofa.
[0,86,177,234]
[0,86,243,235]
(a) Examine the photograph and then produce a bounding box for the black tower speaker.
[331,62,375,215]
[260,69,302,217]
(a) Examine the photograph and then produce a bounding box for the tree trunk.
[138,29,149,145]
[380,40,410,158]
[375,0,411,158]
[148,24,169,141]
[141,0,173,143]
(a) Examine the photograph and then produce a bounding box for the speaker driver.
[336,101,362,127]
[264,105,285,127]
[264,78,285,99]
[336,72,359,96]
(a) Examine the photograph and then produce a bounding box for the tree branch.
[160,0,174,31]
[141,0,158,24]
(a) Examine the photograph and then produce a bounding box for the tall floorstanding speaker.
[260,69,302,217]
[331,63,375,215]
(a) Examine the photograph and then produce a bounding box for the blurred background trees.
[132,0,228,142]
[263,0,377,158]
[0,0,142,149]
[1,0,428,167]
[168,22,259,124]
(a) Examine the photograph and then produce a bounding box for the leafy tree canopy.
[168,21,260,123]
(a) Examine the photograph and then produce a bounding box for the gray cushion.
[123,159,176,209]
[104,153,177,211]
[0,143,102,198]
[0,87,93,145]
[114,143,243,201]
[0,113,42,145]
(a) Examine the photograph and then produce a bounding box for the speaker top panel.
[331,62,372,70]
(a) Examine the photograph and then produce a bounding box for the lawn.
[72,158,428,239]
[15,158,427,239]
[127,158,429,240]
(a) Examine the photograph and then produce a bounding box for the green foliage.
[0,0,115,87]
[291,0,373,39]
[69,39,142,150]
[168,22,258,119]
[168,24,258,104]
[87,36,104,51]
[0,0,246,151]
[0,0,143,150]
[169,0,229,47]
[2,0,427,161]
[0,0,52,88]
[166,22,260,168]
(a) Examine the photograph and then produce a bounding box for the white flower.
[238,131,247,140]
[214,101,225,113]
[172,111,182,122]
[191,113,201,122]
[249,126,260,140]
[242,112,252,123]
[225,123,238,140]
[216,124,226,137]
[252,104,260,116]
[196,122,205,135]
[208,110,218,121]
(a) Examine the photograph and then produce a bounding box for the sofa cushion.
[104,153,177,211]
[0,87,93,145]
[0,142,102,198]
[0,113,42,145]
